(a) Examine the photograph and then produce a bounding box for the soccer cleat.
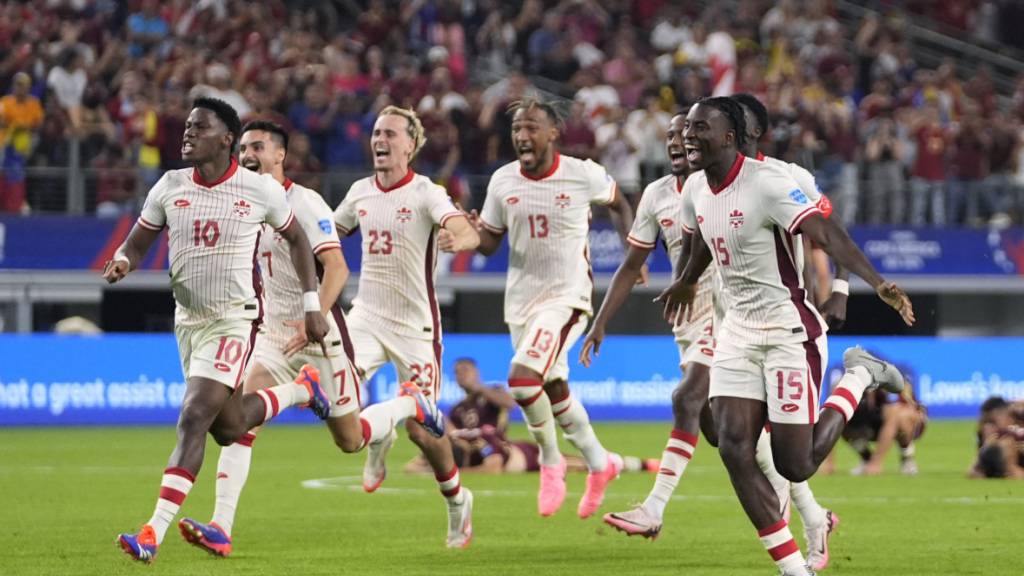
[842,347,905,394]
[178,518,233,557]
[538,456,567,516]
[901,458,919,476]
[805,510,840,571]
[779,567,816,576]
[603,505,662,540]
[295,364,331,420]
[446,488,474,548]
[363,427,397,492]
[116,524,158,564]
[398,381,445,438]
[578,452,623,519]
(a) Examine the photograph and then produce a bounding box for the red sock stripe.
[823,402,849,423]
[768,539,800,561]
[236,433,257,447]
[670,429,699,446]
[441,485,461,497]
[516,389,545,407]
[264,389,280,417]
[834,387,858,408]
[164,467,196,483]
[508,378,543,388]
[158,487,188,505]
[757,519,788,537]
[665,446,693,460]
[435,466,459,483]
[552,402,572,417]
[360,418,372,444]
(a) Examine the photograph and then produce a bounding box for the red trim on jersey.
[787,206,821,235]
[675,176,683,193]
[627,235,656,249]
[772,227,822,340]
[375,169,415,192]
[313,241,341,255]
[248,230,265,366]
[236,319,259,390]
[137,216,163,231]
[330,305,357,370]
[164,466,197,483]
[542,309,583,377]
[803,340,823,424]
[481,220,505,234]
[670,429,700,446]
[192,157,239,188]
[710,153,744,195]
[817,194,834,219]
[273,211,296,233]
[755,151,766,161]
[665,446,693,460]
[282,178,294,191]
[681,223,695,234]
[424,232,443,396]
[603,181,619,206]
[768,539,800,561]
[520,152,561,181]
[439,211,465,228]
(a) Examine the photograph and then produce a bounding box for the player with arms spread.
[334,106,480,548]
[658,97,914,575]
[469,98,640,518]
[177,120,439,556]
[107,98,331,563]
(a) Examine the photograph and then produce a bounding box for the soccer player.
[107,97,331,563]
[469,98,639,518]
[658,97,914,576]
[176,120,442,557]
[334,105,480,548]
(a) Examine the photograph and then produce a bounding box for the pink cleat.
[538,456,567,516]
[603,505,662,539]
[578,453,623,519]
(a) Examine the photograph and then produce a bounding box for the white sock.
[759,519,808,574]
[359,397,415,447]
[148,467,195,544]
[790,480,827,529]
[901,444,916,459]
[822,365,871,422]
[509,378,561,467]
[551,392,608,472]
[436,466,466,505]
[643,428,697,520]
[755,429,791,518]
[211,433,255,537]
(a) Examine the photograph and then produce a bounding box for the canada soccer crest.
[554,193,571,209]
[729,209,744,228]
[396,206,413,223]
[233,199,252,218]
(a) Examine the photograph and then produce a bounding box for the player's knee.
[543,379,569,402]
[508,363,541,381]
[405,421,435,447]
[716,435,757,471]
[774,457,815,483]
[178,402,216,435]
[671,385,702,423]
[210,428,238,447]
[334,432,364,453]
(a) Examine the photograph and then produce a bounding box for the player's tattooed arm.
[581,244,651,367]
[102,224,161,283]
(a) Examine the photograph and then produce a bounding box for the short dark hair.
[977,443,1007,478]
[732,93,769,137]
[192,96,241,151]
[695,96,747,149]
[981,396,1009,414]
[241,119,289,152]
[453,357,477,367]
[507,97,565,129]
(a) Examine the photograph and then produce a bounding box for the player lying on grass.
[970,396,1024,479]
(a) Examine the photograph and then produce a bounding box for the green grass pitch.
[1,421,1019,575]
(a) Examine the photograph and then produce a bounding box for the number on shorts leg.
[527,328,554,359]
[214,337,244,372]
[775,370,804,400]
[334,369,350,406]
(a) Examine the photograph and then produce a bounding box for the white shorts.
[674,314,715,369]
[347,310,442,398]
[509,307,588,382]
[175,318,258,389]
[709,334,828,425]
[250,336,360,418]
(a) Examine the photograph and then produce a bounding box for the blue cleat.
[116,524,158,564]
[179,517,232,557]
[295,364,330,420]
[399,381,445,438]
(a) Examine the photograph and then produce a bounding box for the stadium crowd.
[2,0,1024,226]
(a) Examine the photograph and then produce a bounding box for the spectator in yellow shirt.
[0,72,44,213]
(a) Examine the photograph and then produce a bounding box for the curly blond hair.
[378,105,428,159]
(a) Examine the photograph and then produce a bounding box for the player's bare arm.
[606,186,647,285]
[819,260,850,330]
[276,218,331,344]
[283,247,348,356]
[798,213,915,325]
[656,227,712,324]
[581,244,651,367]
[468,209,503,255]
[102,224,162,283]
[438,214,480,253]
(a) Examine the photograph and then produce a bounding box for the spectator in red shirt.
[948,104,991,226]
[909,105,950,226]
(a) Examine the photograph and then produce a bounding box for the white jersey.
[680,153,827,345]
[334,171,462,340]
[480,153,617,324]
[138,159,294,328]
[628,174,715,336]
[758,152,830,276]
[257,179,346,356]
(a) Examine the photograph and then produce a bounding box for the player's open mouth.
[241,157,260,171]
[684,144,701,163]
[374,149,390,160]
[668,149,686,167]
[182,142,194,154]
[517,146,535,163]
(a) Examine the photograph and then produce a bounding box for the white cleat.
[779,566,816,576]
[446,488,473,549]
[805,509,840,571]
[901,458,919,476]
[363,428,397,493]
[843,347,905,393]
[602,505,662,540]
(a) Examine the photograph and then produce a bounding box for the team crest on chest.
[233,199,252,218]
[554,193,571,209]
[396,206,413,223]
[729,209,744,228]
